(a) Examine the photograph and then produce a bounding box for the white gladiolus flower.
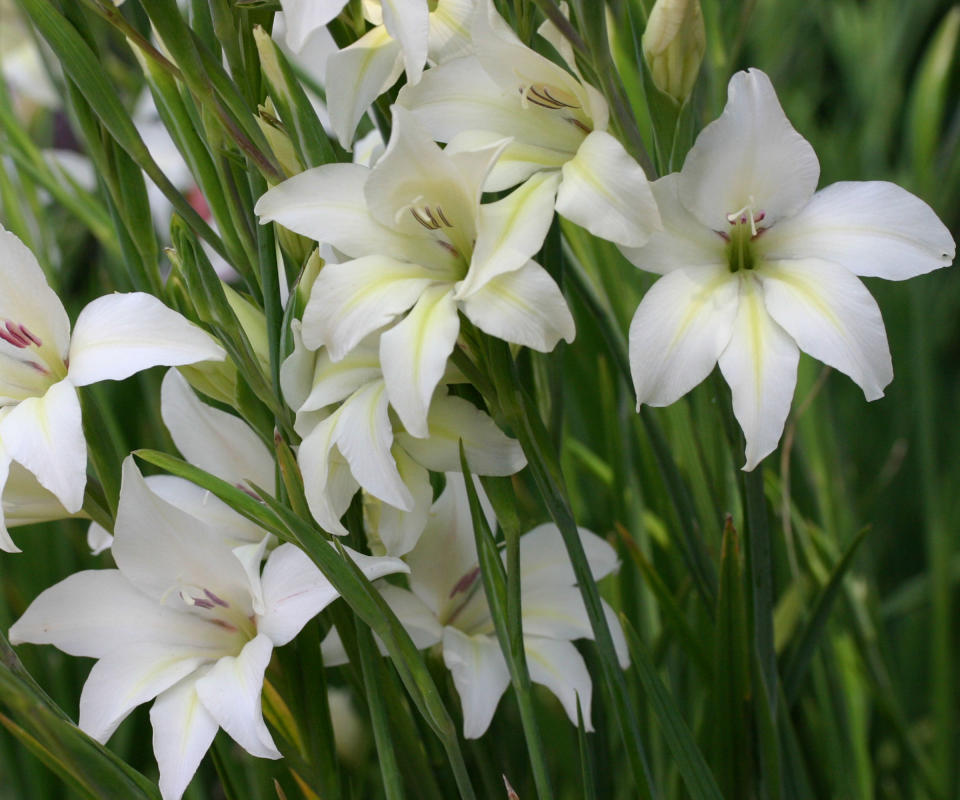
[0,227,225,551]
[622,68,956,469]
[398,0,661,248]
[280,323,526,555]
[257,108,574,438]
[322,474,629,738]
[10,457,408,800]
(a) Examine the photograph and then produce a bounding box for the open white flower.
[623,68,955,469]
[323,0,474,148]
[322,474,629,737]
[398,0,661,248]
[281,323,525,555]
[258,108,573,438]
[0,227,225,548]
[10,457,407,800]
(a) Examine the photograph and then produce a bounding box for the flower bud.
[642,0,706,105]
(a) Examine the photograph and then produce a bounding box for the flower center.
[518,84,591,134]
[723,197,766,273]
[0,318,67,402]
[174,584,257,644]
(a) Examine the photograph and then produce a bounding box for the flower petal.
[461,260,575,351]
[442,627,510,738]
[0,450,20,553]
[524,637,593,730]
[447,130,570,192]
[150,673,218,800]
[0,379,85,512]
[628,266,739,407]
[1,458,75,533]
[297,410,358,536]
[369,449,432,557]
[760,258,892,401]
[517,524,619,587]
[619,173,726,275]
[380,285,460,438]
[302,256,438,358]
[396,393,526,476]
[427,0,474,63]
[79,645,210,744]
[380,0,430,83]
[280,0,347,52]
[459,171,561,299]
[717,276,799,470]
[556,130,661,248]
[326,26,404,150]
[679,69,819,231]
[195,634,280,759]
[300,339,382,413]
[760,181,956,280]
[67,294,224,387]
[161,370,274,494]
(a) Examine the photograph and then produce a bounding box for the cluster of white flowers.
[1,0,955,798]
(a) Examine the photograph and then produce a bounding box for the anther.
[726,196,762,237]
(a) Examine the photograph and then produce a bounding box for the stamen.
[725,195,763,237]
[0,322,30,349]
[203,589,229,608]
[410,205,452,231]
[411,208,440,230]
[450,566,480,598]
[520,85,582,111]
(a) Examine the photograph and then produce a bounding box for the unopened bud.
[642,0,705,105]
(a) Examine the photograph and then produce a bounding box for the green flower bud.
[642,0,706,105]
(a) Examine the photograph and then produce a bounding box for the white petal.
[381,0,430,83]
[1,458,75,532]
[556,130,661,248]
[279,320,314,412]
[679,69,819,231]
[300,339,382,413]
[628,266,739,407]
[281,0,347,52]
[161,370,274,494]
[380,583,444,650]
[461,260,575,351]
[524,637,593,730]
[619,174,726,275]
[255,163,412,258]
[335,381,413,511]
[396,393,526,476]
[258,542,407,646]
[760,258,892,401]
[87,521,113,555]
[233,537,271,617]
[298,411,357,536]
[326,27,404,150]
[302,256,438,358]
[0,379,85,512]
[0,451,20,553]
[760,181,956,280]
[195,634,281,759]
[427,0,474,63]
[67,294,224,386]
[717,275,799,470]
[8,570,233,657]
[459,172,561,299]
[79,645,210,743]
[369,450,432,557]
[0,226,70,362]
[518,524,619,587]
[442,627,510,738]
[150,674,218,800]
[447,130,570,192]
[380,285,460,438]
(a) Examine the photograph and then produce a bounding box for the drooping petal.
[87,521,113,555]
[300,339,382,413]
[628,265,739,407]
[717,275,799,470]
[0,449,20,553]
[380,285,460,438]
[298,410,358,536]
[380,0,430,83]
[679,69,819,231]
[8,570,235,658]
[279,320,314,412]
[517,524,619,588]
[258,542,408,646]
[67,294,224,386]
[524,637,593,729]
[0,379,85,512]
[302,256,438,358]
[442,627,511,738]
[461,260,575,351]
[447,130,570,192]
[326,27,404,150]
[335,380,413,511]
[760,258,892,401]
[280,0,347,52]
[195,634,281,759]
[150,673,218,800]
[369,449,432,557]
[619,174,726,275]
[161,370,274,494]
[395,393,526,476]
[556,130,661,248]
[78,644,211,743]
[1,458,76,534]
[759,181,956,280]
[459,171,561,299]
[255,163,412,258]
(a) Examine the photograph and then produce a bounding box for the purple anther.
[15,324,42,347]
[203,589,229,608]
[449,566,480,598]
[192,598,215,610]
[0,322,30,349]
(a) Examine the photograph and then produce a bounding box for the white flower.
[397,0,661,248]
[322,474,629,738]
[9,457,408,800]
[0,227,225,549]
[280,323,525,555]
[622,68,955,469]
[257,108,574,438]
